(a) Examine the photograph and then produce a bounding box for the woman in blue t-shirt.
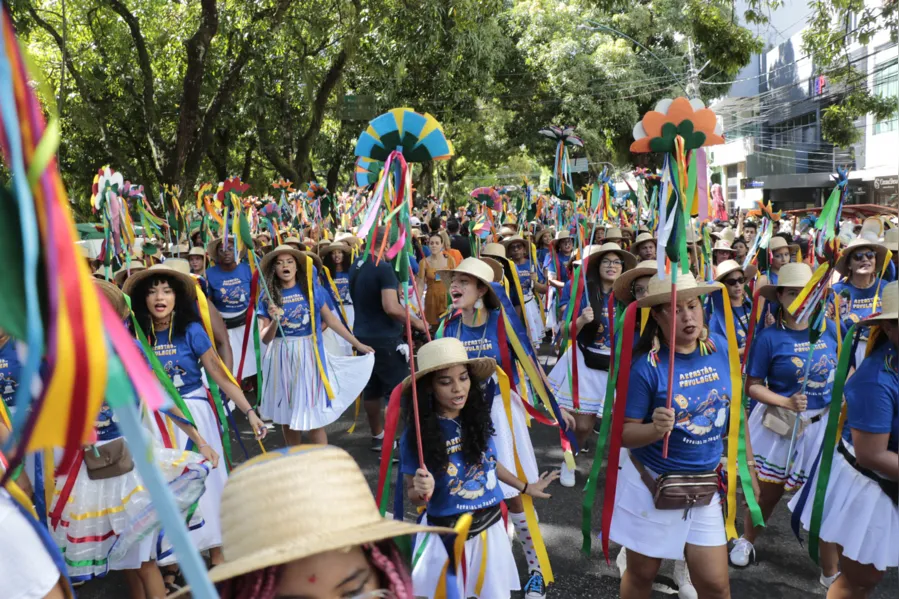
[759,236,798,327]
[789,281,899,597]
[830,238,889,366]
[257,246,374,447]
[320,241,356,357]
[125,264,266,567]
[503,235,548,347]
[548,243,636,487]
[610,270,733,599]
[731,262,841,585]
[402,338,558,599]
[543,231,574,335]
[708,260,758,356]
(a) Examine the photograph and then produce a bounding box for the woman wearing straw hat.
[758,236,800,327]
[416,231,459,328]
[708,260,757,354]
[124,264,266,567]
[548,243,636,487]
[401,338,559,599]
[319,242,357,357]
[730,263,840,585]
[171,445,441,599]
[438,258,567,597]
[204,237,257,381]
[610,270,733,599]
[257,245,374,447]
[711,240,735,269]
[787,281,899,599]
[543,231,575,334]
[503,235,548,346]
[830,238,890,366]
[632,232,657,262]
[49,279,214,592]
[535,229,554,274]
[187,246,207,276]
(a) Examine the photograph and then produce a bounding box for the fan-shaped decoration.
[354,107,454,165]
[470,186,502,211]
[631,97,725,154]
[354,156,384,187]
[746,198,781,221]
[538,125,584,147]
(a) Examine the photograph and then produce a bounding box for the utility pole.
[686,38,700,98]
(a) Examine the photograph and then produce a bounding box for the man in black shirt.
[349,228,427,450]
[447,218,471,259]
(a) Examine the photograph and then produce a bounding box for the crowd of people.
[1,202,897,599]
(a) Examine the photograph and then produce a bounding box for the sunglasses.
[852,251,876,262]
[724,276,746,287]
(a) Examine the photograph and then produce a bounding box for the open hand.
[525,470,561,499]
[354,342,375,354]
[560,409,576,433]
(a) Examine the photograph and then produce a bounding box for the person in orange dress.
[417,232,458,327]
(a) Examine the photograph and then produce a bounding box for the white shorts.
[609,451,726,560]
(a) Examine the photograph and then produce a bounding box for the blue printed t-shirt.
[885,261,897,283]
[152,322,213,395]
[0,340,21,407]
[350,258,402,339]
[832,279,887,343]
[205,263,253,313]
[515,260,545,301]
[843,341,899,452]
[95,402,121,441]
[558,281,613,352]
[707,294,753,349]
[400,418,503,518]
[626,334,732,473]
[333,271,352,305]
[443,309,504,365]
[544,253,571,279]
[746,323,839,411]
[256,284,326,338]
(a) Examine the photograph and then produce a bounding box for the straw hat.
[164,258,193,276]
[859,281,898,325]
[859,216,884,243]
[580,242,637,272]
[572,244,602,266]
[769,236,799,255]
[94,279,129,319]
[499,225,517,238]
[714,259,758,283]
[411,227,423,239]
[712,240,735,255]
[164,243,190,257]
[113,260,147,286]
[319,242,353,261]
[436,257,500,308]
[637,269,720,308]
[501,235,529,251]
[188,246,206,258]
[479,256,505,286]
[613,260,658,304]
[91,269,108,280]
[710,227,736,244]
[757,262,813,302]
[834,238,888,277]
[260,245,311,276]
[481,243,506,259]
[122,263,197,300]
[603,227,623,242]
[169,445,451,597]
[551,230,573,249]
[632,232,655,253]
[885,228,899,251]
[283,236,307,250]
[400,337,496,395]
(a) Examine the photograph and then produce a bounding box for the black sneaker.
[523,570,546,598]
[370,436,385,452]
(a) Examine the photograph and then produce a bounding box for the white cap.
[410,216,422,227]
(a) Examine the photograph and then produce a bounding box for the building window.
[874,59,898,136]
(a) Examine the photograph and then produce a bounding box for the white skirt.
[223,316,257,379]
[260,336,374,431]
[50,438,210,580]
[547,346,608,415]
[610,451,726,560]
[490,387,540,499]
[0,492,64,599]
[787,445,899,571]
[412,516,520,598]
[523,297,545,345]
[748,404,829,490]
[323,305,355,357]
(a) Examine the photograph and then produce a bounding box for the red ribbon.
[569,274,586,411]
[742,284,762,371]
[375,383,404,508]
[661,282,678,460]
[600,301,638,561]
[49,451,84,530]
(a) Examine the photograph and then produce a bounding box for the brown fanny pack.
[630,454,718,516]
[83,438,135,480]
[762,405,823,438]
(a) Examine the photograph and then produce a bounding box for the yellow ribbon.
[307,256,335,401]
[434,513,473,599]
[719,283,744,541]
[788,262,829,315]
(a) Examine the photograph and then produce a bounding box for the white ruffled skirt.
[220,308,257,379]
[547,346,608,415]
[411,516,520,598]
[259,336,374,431]
[788,443,899,571]
[490,387,540,499]
[523,297,545,346]
[323,304,355,357]
[748,403,829,491]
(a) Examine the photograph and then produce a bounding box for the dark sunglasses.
[724,276,746,287]
[852,251,876,262]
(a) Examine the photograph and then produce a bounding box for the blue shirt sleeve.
[409,255,420,276]
[398,430,418,476]
[185,322,213,358]
[746,328,772,380]
[377,260,400,291]
[313,281,329,311]
[625,358,656,420]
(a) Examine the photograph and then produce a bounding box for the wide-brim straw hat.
[714,259,758,283]
[710,227,736,244]
[551,230,573,248]
[260,245,311,276]
[188,246,206,258]
[335,231,363,247]
[632,232,655,252]
[613,260,658,304]
[769,236,799,255]
[437,257,501,309]
[603,227,623,242]
[712,240,735,254]
[481,242,506,259]
[834,238,888,277]
[479,256,505,286]
[122,263,197,300]
[637,269,721,308]
[169,445,452,598]
[499,226,517,238]
[400,337,496,395]
[113,260,147,286]
[164,243,190,257]
[501,235,530,251]
[283,236,307,250]
[94,279,129,318]
[859,281,898,325]
[319,241,354,260]
[757,262,814,302]
[581,242,637,272]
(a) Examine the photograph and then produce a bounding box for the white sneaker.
[674,560,698,599]
[560,461,576,487]
[616,547,627,576]
[729,537,755,567]
[819,571,840,589]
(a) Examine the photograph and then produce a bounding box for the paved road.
[77,403,898,598]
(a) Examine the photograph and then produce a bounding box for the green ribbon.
[737,381,765,526]
[206,377,233,473]
[253,312,264,408]
[808,324,858,563]
[581,300,625,555]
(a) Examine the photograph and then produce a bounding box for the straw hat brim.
[436,263,501,310]
[122,267,197,300]
[399,355,497,395]
[552,234,573,248]
[168,518,452,599]
[478,257,505,289]
[715,262,758,282]
[500,236,530,250]
[637,279,720,308]
[834,241,888,277]
[319,243,354,260]
[612,264,658,304]
[857,310,899,325]
[260,247,312,276]
[582,246,638,272]
[757,280,803,303]
[113,265,146,286]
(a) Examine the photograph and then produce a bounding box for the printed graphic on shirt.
[673,369,729,442]
[445,435,499,503]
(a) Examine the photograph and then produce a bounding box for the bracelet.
[746,461,756,466]
[198,443,209,450]
[244,407,255,417]
[521,482,529,495]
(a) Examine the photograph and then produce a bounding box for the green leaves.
[648,121,707,153]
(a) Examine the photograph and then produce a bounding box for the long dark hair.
[264,255,308,309]
[576,259,613,348]
[634,308,663,355]
[322,248,349,275]
[131,274,200,340]
[404,367,494,475]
